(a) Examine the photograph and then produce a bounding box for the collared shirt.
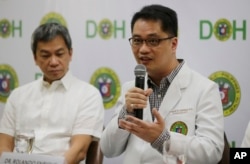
[0,71,104,158]
[148,59,184,120]
[119,60,184,153]
[150,59,184,153]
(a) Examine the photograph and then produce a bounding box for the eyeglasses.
[128,36,174,48]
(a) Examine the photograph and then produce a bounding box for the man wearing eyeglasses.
[100,4,224,164]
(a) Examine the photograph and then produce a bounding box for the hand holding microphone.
[134,64,146,120]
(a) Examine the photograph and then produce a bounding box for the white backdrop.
[0,0,249,163]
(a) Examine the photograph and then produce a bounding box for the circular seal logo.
[214,18,232,41]
[0,64,19,103]
[90,67,121,109]
[0,19,11,38]
[170,121,188,135]
[40,12,67,27]
[209,71,241,116]
[98,19,113,40]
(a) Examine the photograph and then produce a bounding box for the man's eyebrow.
[39,49,49,53]
[55,48,65,52]
[132,33,159,38]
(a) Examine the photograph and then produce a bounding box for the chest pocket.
[166,108,195,136]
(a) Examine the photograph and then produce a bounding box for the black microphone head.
[134,64,146,77]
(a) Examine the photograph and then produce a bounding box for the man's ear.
[171,37,178,51]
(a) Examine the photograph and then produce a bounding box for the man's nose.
[49,56,59,65]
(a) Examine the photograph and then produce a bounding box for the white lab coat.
[100,63,224,164]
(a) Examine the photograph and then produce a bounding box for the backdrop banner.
[0,0,249,163]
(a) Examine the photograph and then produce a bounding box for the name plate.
[0,152,66,164]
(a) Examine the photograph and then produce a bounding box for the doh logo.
[86,19,126,39]
[170,121,188,135]
[200,18,246,41]
[209,71,241,116]
[40,12,67,27]
[0,64,19,103]
[0,19,22,38]
[90,67,121,109]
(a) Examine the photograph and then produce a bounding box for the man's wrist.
[118,106,135,129]
[151,128,170,154]
[118,106,135,120]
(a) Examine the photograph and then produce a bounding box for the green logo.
[170,121,188,135]
[86,19,126,39]
[209,71,241,116]
[40,12,67,27]
[0,19,11,38]
[90,67,121,109]
[199,19,246,41]
[0,64,19,103]
[98,19,113,40]
[214,19,233,41]
[0,19,22,38]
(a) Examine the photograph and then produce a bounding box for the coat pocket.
[166,108,195,136]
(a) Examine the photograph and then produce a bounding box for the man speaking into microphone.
[100,4,224,164]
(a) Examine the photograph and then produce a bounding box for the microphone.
[134,64,146,120]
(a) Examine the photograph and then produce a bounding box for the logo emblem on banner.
[170,121,188,135]
[0,19,11,38]
[214,18,232,41]
[98,19,113,40]
[90,67,121,109]
[0,64,19,103]
[209,71,241,116]
[40,12,67,27]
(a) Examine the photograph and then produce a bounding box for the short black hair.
[131,4,178,37]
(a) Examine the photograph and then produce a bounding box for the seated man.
[100,4,224,164]
[0,22,104,164]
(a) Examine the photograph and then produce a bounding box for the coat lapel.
[157,63,191,120]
